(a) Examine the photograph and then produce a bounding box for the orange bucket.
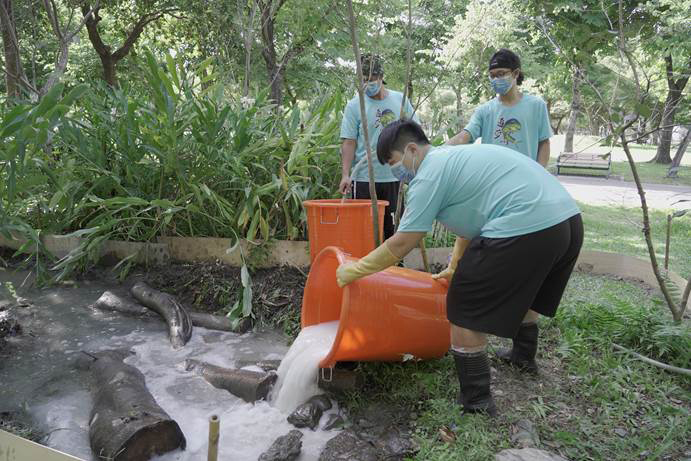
[303,199,388,263]
[301,246,450,368]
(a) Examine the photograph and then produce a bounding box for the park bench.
[556,152,611,178]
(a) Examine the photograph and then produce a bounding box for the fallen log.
[131,282,193,349]
[188,311,252,333]
[184,359,277,403]
[80,350,186,461]
[92,291,152,317]
[93,290,251,334]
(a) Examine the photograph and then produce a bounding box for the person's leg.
[449,324,496,416]
[497,215,583,373]
[374,181,399,240]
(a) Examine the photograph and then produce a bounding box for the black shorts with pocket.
[446,213,584,338]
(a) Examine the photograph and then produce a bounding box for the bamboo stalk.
[390,0,430,269]
[419,239,430,273]
[345,0,380,248]
[207,414,220,461]
[664,214,671,270]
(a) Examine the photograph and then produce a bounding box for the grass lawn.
[344,272,691,461]
[579,202,691,278]
[354,203,691,460]
[609,161,691,187]
[427,202,691,279]
[547,160,691,187]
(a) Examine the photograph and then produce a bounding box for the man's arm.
[537,138,550,168]
[339,139,357,194]
[447,129,472,146]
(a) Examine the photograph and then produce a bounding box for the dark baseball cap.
[488,49,521,71]
[361,53,383,77]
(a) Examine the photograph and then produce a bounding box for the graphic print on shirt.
[493,117,522,145]
[375,108,397,129]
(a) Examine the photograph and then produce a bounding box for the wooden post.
[208,414,220,461]
[345,0,381,247]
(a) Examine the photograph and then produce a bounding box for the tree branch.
[112,8,177,61]
[82,4,110,58]
[613,343,691,376]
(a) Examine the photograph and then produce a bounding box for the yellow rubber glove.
[431,237,469,281]
[336,243,400,287]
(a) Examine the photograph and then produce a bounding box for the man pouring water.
[336,119,583,416]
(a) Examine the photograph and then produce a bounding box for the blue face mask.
[490,75,513,95]
[365,81,381,97]
[391,150,416,184]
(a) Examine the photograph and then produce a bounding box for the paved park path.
[557,175,691,210]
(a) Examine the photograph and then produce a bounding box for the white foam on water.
[120,328,340,461]
[271,321,339,413]
[0,275,343,461]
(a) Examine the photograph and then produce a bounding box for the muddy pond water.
[0,269,340,460]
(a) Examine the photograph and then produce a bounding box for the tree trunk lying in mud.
[92,291,251,333]
[92,291,151,317]
[80,350,186,461]
[188,311,252,333]
[130,282,193,349]
[235,360,361,393]
[184,359,277,403]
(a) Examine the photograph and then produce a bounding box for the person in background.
[336,120,583,416]
[448,49,552,168]
[339,54,419,239]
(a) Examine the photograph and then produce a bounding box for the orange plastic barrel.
[301,246,450,368]
[303,199,388,263]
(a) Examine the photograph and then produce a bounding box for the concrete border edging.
[0,234,169,265]
[0,233,309,268]
[403,248,687,292]
[1,233,685,291]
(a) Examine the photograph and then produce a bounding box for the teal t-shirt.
[463,94,552,161]
[340,90,418,182]
[398,144,580,239]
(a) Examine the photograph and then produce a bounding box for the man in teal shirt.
[339,54,418,239]
[448,49,552,167]
[336,120,582,416]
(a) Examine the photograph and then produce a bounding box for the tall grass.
[1,51,344,279]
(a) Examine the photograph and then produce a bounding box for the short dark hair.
[376,119,430,165]
[489,48,524,85]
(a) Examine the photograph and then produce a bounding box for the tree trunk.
[82,4,171,87]
[259,0,281,107]
[269,68,283,107]
[184,359,277,403]
[0,0,22,100]
[101,55,117,86]
[130,282,193,349]
[652,56,691,164]
[635,117,648,143]
[564,67,581,153]
[654,91,680,163]
[79,350,187,461]
[667,125,690,177]
[238,0,258,97]
[454,82,463,124]
[257,0,315,109]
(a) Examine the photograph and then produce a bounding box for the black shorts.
[447,214,584,338]
[352,181,402,240]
